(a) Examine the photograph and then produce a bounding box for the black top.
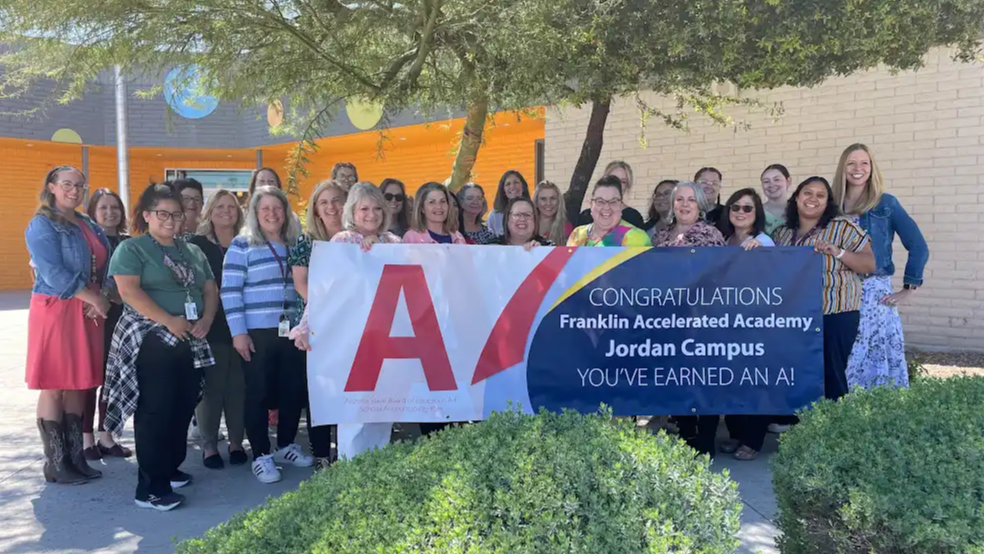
[577,206,646,229]
[189,234,232,345]
[497,235,554,246]
[706,204,725,226]
[105,235,129,339]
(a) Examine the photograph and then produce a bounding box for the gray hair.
[667,181,712,224]
[242,185,301,245]
[342,182,391,235]
[457,182,487,225]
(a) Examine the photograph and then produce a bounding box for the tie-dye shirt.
[566,220,651,247]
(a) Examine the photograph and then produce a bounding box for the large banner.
[306,244,824,425]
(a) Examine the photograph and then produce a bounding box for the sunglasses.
[384,193,406,202]
[730,204,755,214]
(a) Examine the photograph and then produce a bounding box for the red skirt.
[25,293,104,390]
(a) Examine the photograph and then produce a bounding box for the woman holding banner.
[403,182,468,244]
[289,180,348,469]
[652,181,725,458]
[290,183,402,460]
[772,176,875,401]
[717,189,773,460]
[498,198,554,248]
[567,176,651,247]
[833,144,928,390]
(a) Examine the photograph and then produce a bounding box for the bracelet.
[835,249,845,260]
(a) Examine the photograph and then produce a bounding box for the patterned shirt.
[463,224,498,245]
[772,217,870,315]
[287,233,315,327]
[567,220,651,247]
[652,220,725,247]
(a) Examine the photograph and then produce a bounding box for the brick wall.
[544,49,983,352]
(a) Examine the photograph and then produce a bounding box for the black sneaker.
[135,492,184,512]
[170,470,193,489]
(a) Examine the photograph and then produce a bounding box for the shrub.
[772,376,984,553]
[178,408,742,554]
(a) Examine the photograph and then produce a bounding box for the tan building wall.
[544,49,984,352]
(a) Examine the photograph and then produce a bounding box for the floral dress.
[463,224,498,245]
[286,234,314,327]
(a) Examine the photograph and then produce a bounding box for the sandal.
[733,446,759,461]
[718,439,741,454]
[98,442,133,458]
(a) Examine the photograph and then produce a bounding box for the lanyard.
[793,225,821,247]
[150,236,196,290]
[266,241,292,317]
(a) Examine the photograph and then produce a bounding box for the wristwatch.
[903,284,918,291]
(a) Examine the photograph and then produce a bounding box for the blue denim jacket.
[25,213,112,299]
[856,193,928,286]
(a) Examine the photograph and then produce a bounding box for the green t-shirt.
[109,234,214,317]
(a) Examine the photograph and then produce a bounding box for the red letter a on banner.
[345,264,456,392]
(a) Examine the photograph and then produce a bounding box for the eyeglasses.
[151,210,186,222]
[730,204,754,213]
[56,181,88,192]
[510,212,534,221]
[181,195,204,206]
[697,180,721,188]
[383,193,405,202]
[591,198,622,208]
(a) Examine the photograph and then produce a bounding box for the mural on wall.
[345,98,384,130]
[51,128,83,143]
[164,66,219,119]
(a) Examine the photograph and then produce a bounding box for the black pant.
[824,311,860,401]
[677,415,721,457]
[242,329,306,458]
[724,414,770,451]
[299,355,334,459]
[134,333,202,498]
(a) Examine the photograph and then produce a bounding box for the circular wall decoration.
[164,66,219,119]
[267,99,284,128]
[51,128,83,144]
[345,97,384,130]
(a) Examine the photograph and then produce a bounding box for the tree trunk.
[563,97,611,225]
[448,97,489,192]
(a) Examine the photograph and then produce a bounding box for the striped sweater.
[221,235,298,337]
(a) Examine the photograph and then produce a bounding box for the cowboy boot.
[63,413,102,480]
[37,418,87,485]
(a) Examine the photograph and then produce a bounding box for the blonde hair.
[533,180,567,245]
[197,189,244,238]
[342,182,392,235]
[242,186,301,245]
[304,180,348,241]
[412,181,458,233]
[602,160,634,193]
[833,143,884,215]
[37,165,87,225]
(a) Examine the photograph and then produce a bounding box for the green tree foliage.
[0,0,569,193]
[549,0,983,222]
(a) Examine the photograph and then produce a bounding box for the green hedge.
[772,376,984,553]
[178,409,742,553]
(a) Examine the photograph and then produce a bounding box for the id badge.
[278,317,291,338]
[184,301,199,321]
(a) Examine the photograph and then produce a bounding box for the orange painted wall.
[0,111,544,290]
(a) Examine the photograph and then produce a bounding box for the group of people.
[24,143,928,511]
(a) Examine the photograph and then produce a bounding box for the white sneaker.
[767,423,791,434]
[251,455,282,484]
[273,443,314,468]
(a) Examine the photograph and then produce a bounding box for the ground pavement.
[0,291,780,554]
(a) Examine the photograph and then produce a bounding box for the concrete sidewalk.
[0,291,779,553]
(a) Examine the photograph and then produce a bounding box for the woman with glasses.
[104,183,218,510]
[26,166,112,485]
[379,178,413,238]
[222,186,312,484]
[773,176,876,400]
[403,182,468,244]
[458,183,497,244]
[643,179,677,240]
[331,162,359,190]
[175,179,205,239]
[567,176,651,247]
[575,161,646,229]
[80,188,132,461]
[499,198,553,248]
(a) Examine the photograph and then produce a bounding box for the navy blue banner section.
[527,247,825,415]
